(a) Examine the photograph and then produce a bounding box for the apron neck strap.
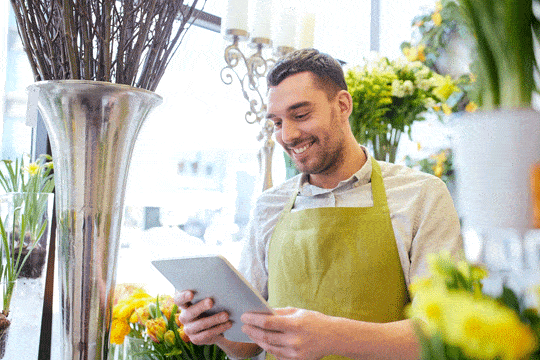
[370,158,388,208]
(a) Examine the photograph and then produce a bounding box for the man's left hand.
[240,307,334,360]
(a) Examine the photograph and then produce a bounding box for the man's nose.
[280,120,301,144]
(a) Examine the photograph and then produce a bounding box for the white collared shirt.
[238,147,463,300]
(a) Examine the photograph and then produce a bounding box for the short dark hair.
[267,48,347,99]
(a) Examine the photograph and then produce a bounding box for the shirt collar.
[297,146,373,196]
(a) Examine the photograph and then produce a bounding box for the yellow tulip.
[146,317,167,343]
[164,330,176,347]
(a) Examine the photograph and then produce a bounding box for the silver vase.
[28,80,162,359]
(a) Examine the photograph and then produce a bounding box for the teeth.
[293,143,310,154]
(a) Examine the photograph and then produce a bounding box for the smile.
[291,141,314,155]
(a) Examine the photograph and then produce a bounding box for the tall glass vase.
[29,80,162,360]
[370,129,401,163]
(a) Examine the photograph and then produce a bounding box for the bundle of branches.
[9,0,206,91]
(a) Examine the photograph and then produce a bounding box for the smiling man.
[175,49,462,360]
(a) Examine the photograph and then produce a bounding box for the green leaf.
[497,285,521,314]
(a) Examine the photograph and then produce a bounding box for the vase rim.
[26,80,163,104]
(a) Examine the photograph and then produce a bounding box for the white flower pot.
[453,108,540,231]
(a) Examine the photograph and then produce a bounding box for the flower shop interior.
[2,0,540,359]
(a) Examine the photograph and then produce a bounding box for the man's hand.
[174,290,232,345]
[240,307,334,360]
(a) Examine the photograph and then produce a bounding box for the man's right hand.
[174,290,233,345]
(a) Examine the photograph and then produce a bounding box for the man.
[175,49,462,359]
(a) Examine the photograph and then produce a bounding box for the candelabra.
[220,29,293,191]
[219,0,315,191]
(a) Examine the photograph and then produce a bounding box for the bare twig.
[8,0,207,90]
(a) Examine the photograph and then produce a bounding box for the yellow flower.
[25,162,41,176]
[402,45,426,62]
[465,101,478,112]
[433,75,460,101]
[433,164,443,178]
[110,319,131,345]
[435,1,443,12]
[146,317,168,343]
[407,286,449,335]
[445,295,537,360]
[432,105,441,112]
[112,289,154,321]
[442,103,452,115]
[164,330,176,347]
[432,11,442,26]
[133,306,151,325]
[435,151,447,164]
[159,295,176,321]
[416,142,422,151]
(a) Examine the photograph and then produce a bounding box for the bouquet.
[345,55,461,162]
[111,284,229,360]
[407,251,540,360]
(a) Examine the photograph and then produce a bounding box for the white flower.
[415,67,431,80]
[403,80,414,96]
[392,79,406,97]
[417,79,433,91]
[424,97,437,108]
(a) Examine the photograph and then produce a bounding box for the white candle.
[249,0,272,40]
[222,0,249,36]
[296,12,315,49]
[273,7,296,49]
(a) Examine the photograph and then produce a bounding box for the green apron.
[267,159,409,360]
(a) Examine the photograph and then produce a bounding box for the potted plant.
[0,154,54,279]
[450,0,540,231]
[345,55,462,162]
[8,1,207,358]
[0,154,54,355]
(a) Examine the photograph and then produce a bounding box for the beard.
[289,109,346,176]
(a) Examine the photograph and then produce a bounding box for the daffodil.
[25,162,41,176]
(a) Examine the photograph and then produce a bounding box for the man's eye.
[273,121,282,128]
[295,113,308,119]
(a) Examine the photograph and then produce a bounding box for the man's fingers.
[178,298,214,323]
[185,311,230,335]
[241,312,289,332]
[242,324,284,346]
[174,290,194,308]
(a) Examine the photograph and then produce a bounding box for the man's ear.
[336,90,353,121]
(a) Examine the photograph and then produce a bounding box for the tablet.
[151,255,274,343]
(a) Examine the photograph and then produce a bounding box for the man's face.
[266,72,346,176]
